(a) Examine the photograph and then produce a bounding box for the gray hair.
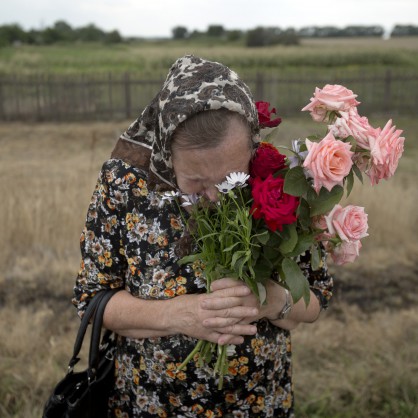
[171,109,253,152]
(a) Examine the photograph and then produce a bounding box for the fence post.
[108,72,113,119]
[35,74,42,121]
[255,72,264,100]
[0,78,4,120]
[384,69,392,113]
[124,72,131,119]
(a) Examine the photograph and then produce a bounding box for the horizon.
[2,0,417,38]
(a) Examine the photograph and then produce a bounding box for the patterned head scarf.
[113,55,259,189]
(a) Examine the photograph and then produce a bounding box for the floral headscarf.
[112,55,259,189]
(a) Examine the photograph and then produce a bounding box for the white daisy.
[180,193,201,207]
[215,181,235,194]
[226,172,250,187]
[161,190,180,202]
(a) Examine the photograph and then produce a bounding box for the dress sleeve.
[72,160,128,318]
[298,245,334,310]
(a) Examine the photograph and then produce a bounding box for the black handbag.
[43,289,120,418]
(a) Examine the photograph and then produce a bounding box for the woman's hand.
[168,278,259,345]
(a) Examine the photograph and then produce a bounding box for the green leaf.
[254,230,270,245]
[284,166,309,197]
[343,135,357,150]
[281,258,311,305]
[286,233,316,257]
[296,198,311,230]
[278,223,298,254]
[267,231,282,247]
[352,164,364,184]
[178,253,202,265]
[253,262,274,280]
[263,245,279,260]
[223,242,241,252]
[234,257,246,277]
[231,251,245,269]
[345,169,354,197]
[306,135,322,142]
[308,185,344,217]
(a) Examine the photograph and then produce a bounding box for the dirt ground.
[2,262,417,318]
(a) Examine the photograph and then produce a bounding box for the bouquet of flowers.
[173,84,405,388]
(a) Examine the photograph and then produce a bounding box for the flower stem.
[177,339,204,371]
[216,345,228,390]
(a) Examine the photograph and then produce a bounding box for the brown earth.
[1,263,417,317]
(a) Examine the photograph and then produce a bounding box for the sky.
[2,0,418,38]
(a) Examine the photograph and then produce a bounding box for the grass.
[1,37,418,76]
[0,113,417,417]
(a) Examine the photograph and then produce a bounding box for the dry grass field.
[1,36,418,77]
[1,114,417,417]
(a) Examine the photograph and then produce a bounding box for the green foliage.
[172,26,188,40]
[207,25,225,37]
[0,23,28,47]
[0,20,123,47]
[1,38,417,77]
[246,27,299,47]
[307,186,345,216]
[391,24,418,36]
[281,257,311,305]
[284,167,310,196]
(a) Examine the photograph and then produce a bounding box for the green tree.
[0,24,28,46]
[246,26,299,47]
[76,24,105,42]
[227,30,243,42]
[53,20,75,41]
[172,26,188,39]
[104,30,123,43]
[207,25,225,37]
[391,25,418,36]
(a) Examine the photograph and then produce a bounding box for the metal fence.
[1,69,417,121]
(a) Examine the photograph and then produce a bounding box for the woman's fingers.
[202,308,258,326]
[210,277,242,291]
[201,295,257,311]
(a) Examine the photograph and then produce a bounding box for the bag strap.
[67,290,118,372]
[88,290,119,375]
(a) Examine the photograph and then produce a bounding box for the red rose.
[255,101,282,128]
[250,142,287,179]
[250,174,299,232]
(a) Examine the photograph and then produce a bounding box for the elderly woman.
[73,55,333,417]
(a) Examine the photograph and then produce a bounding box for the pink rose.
[330,240,362,265]
[328,108,375,151]
[302,84,360,121]
[303,132,354,193]
[325,204,369,242]
[366,119,405,185]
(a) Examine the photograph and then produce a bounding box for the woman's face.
[172,118,252,202]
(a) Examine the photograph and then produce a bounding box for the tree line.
[0,21,123,47]
[173,24,418,46]
[1,20,417,48]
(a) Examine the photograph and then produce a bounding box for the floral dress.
[73,159,333,418]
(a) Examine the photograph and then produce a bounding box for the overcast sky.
[2,0,417,38]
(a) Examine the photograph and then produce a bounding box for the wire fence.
[1,69,417,121]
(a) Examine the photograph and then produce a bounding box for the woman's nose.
[203,186,219,202]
